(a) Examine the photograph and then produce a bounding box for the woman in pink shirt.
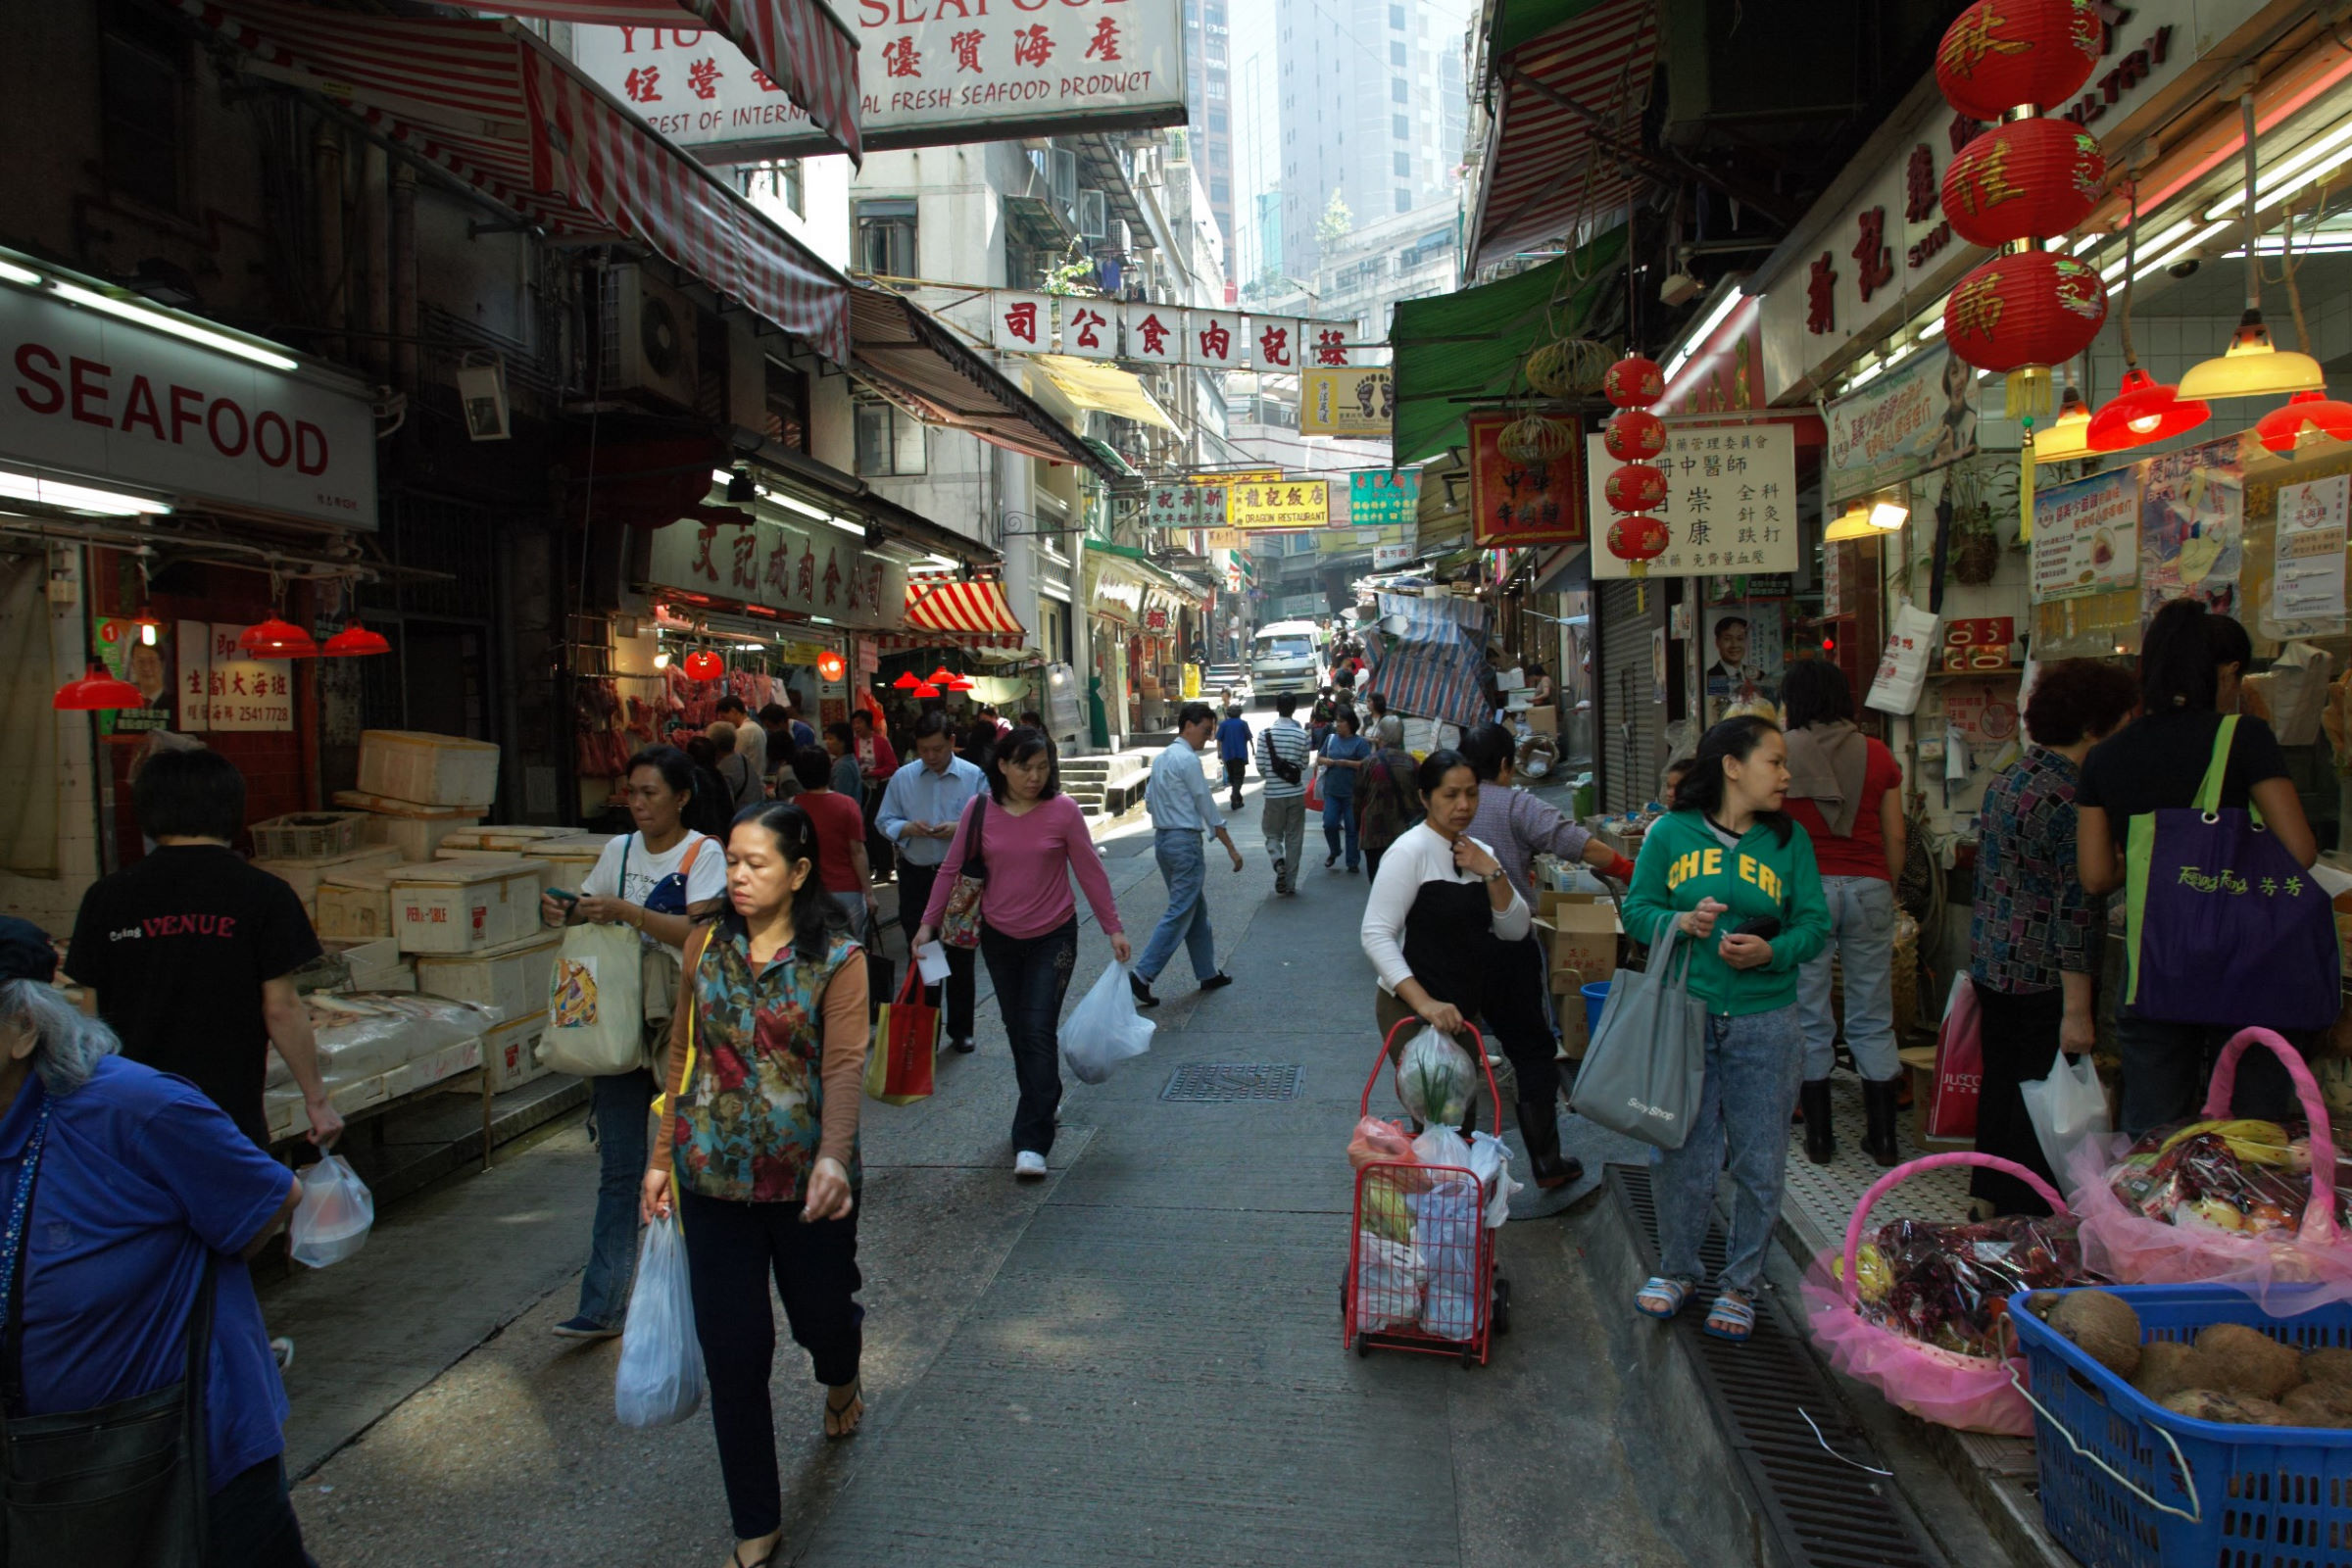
[914,728,1129,1180]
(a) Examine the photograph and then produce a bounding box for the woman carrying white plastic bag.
[288,1153,374,1268]
[1062,962,1155,1085]
[613,1213,704,1428]
[2021,1052,2112,1199]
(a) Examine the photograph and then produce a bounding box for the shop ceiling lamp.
[892,671,922,690]
[926,665,956,685]
[815,650,847,682]
[2034,384,2095,464]
[2088,368,2210,451]
[1822,506,1879,544]
[320,621,390,657]
[0,467,172,516]
[51,662,149,710]
[237,617,318,659]
[653,649,671,670]
[910,682,940,698]
[47,280,298,372]
[2255,389,2352,454]
[2180,93,2327,401]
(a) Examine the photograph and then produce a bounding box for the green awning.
[1492,0,1622,61]
[1082,436,1140,478]
[1389,226,1627,467]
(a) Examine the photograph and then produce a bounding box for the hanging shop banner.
[1374,535,1419,569]
[1587,421,1799,578]
[2032,468,2138,603]
[1300,368,1395,437]
[1824,345,1979,504]
[1192,468,1278,486]
[1143,483,1203,530]
[570,3,1187,157]
[1199,527,1244,550]
[2140,435,2245,619]
[0,284,377,530]
[177,621,294,733]
[992,292,1053,354]
[2275,473,2350,623]
[646,514,909,633]
[1226,479,1331,531]
[1347,468,1418,529]
[1466,413,1585,549]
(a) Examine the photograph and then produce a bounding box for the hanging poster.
[1347,469,1418,529]
[2139,436,2245,619]
[1588,421,1800,578]
[91,616,174,737]
[2032,468,2138,603]
[2275,473,2349,622]
[1824,346,1980,504]
[1226,479,1330,531]
[1701,603,1785,722]
[1468,413,1585,547]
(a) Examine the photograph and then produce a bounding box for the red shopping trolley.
[1343,1016,1512,1367]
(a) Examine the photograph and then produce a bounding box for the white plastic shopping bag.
[1062,962,1156,1085]
[1352,1234,1421,1331]
[287,1154,374,1269]
[2022,1052,2112,1199]
[542,921,647,1078]
[614,1214,705,1429]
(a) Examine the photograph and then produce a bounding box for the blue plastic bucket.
[1581,981,1611,1037]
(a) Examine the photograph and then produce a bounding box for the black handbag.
[0,1100,213,1568]
[861,914,896,1024]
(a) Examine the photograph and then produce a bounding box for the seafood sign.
[2032,468,2136,603]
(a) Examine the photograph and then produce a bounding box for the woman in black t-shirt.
[2076,601,2319,1134]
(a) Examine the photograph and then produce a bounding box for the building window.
[1207,108,1227,132]
[763,359,810,453]
[1389,3,1404,25]
[1394,151,1411,177]
[1393,114,1409,138]
[1210,178,1230,204]
[1391,78,1407,103]
[852,199,918,278]
[1391,40,1407,66]
[100,0,185,213]
[855,403,927,476]
[1396,189,1412,214]
[735,160,804,218]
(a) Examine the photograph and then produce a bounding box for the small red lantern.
[683,650,723,682]
[2085,368,2210,453]
[320,622,392,658]
[815,649,847,683]
[1603,409,1667,462]
[1603,464,1668,514]
[1942,251,2108,375]
[1606,514,1671,578]
[1935,0,2101,122]
[1602,356,1664,409]
[237,617,319,660]
[1941,119,2104,248]
[2256,389,2352,455]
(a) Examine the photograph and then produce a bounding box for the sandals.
[1634,1276,1691,1319]
[1703,1290,1758,1342]
[731,1547,779,1568]
[823,1378,864,1441]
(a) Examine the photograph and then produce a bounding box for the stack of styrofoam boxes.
[333,730,501,860]
[335,791,484,861]
[414,930,561,1093]
[533,834,614,899]
[252,844,405,926]
[264,995,498,1140]
[316,866,401,944]
[328,936,415,994]
[391,858,551,1092]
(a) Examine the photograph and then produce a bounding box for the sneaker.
[552,1316,622,1341]
[270,1337,295,1372]
[1198,971,1234,992]
[1325,854,1339,868]
[950,1036,975,1054]
[1013,1151,1049,1180]
[1130,974,1160,1008]
[1272,856,1287,882]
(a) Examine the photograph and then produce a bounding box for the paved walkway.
[272,771,1695,1568]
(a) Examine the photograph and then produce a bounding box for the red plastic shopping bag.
[863,965,937,1105]
[1926,973,1981,1140]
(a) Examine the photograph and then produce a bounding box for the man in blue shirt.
[877,710,988,1051]
[1132,703,1244,1008]
[1214,704,1252,811]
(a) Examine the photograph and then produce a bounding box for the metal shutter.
[1598,578,1665,814]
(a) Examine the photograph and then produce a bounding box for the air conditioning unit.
[599,265,699,411]
[1048,148,1078,217]
[1077,189,1107,241]
[1112,219,1133,253]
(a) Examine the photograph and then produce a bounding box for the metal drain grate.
[1161,1063,1300,1102]
[1610,1165,1937,1568]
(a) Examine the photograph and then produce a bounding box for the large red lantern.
[1935,0,2101,122]
[1606,514,1670,578]
[1942,251,2108,374]
[1602,356,1663,408]
[1941,119,2104,248]
[1602,409,1666,461]
[815,649,847,683]
[1603,464,1668,513]
[683,650,723,682]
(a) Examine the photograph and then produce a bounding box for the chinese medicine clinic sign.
[176,622,294,732]
[1586,422,1800,579]
[2032,469,2137,602]
[1466,413,1585,548]
[1825,345,1978,504]
[1226,479,1331,531]
[571,4,1187,156]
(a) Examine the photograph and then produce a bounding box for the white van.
[1250,619,1325,701]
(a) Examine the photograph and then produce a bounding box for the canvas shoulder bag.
[1568,921,1709,1151]
[939,798,989,950]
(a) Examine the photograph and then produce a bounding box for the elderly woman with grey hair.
[1355,713,1425,882]
[0,916,316,1566]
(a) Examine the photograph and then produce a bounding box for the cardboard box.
[1541,900,1621,992]
[1524,705,1559,736]
[1536,887,1612,923]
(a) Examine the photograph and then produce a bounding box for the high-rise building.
[1277,0,1473,277]
[1183,0,1238,285]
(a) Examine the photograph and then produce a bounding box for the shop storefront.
[1080,543,1208,745]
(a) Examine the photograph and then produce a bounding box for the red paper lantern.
[1941,120,2104,248]
[1602,356,1664,409]
[1603,409,1667,462]
[1606,514,1670,578]
[2085,368,2210,452]
[2256,389,2352,455]
[683,650,723,682]
[816,650,847,682]
[1603,464,1668,514]
[1935,0,2101,122]
[1941,251,2108,374]
[237,617,318,660]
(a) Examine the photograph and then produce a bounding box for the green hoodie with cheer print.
[1620,809,1833,1016]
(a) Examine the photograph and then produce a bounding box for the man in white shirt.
[876,710,988,1051]
[1254,692,1312,897]
[716,695,764,781]
[1132,702,1243,1007]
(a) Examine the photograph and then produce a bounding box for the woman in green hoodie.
[1620,715,1831,1342]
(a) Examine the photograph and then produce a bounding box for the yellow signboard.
[1200,527,1244,550]
[1227,479,1332,531]
[1300,368,1395,437]
[1192,468,1280,485]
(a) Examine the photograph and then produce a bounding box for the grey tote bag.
[1568,921,1708,1150]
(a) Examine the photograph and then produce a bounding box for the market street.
[266,792,1703,1568]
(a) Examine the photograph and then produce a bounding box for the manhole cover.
[1161,1063,1300,1102]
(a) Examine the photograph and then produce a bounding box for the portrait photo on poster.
[1701,603,1784,716]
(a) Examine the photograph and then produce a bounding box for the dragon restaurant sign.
[646,512,909,633]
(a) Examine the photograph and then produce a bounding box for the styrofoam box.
[389,858,549,956]
[324,1071,388,1116]
[253,845,405,910]
[534,837,612,892]
[336,790,483,862]
[438,825,569,853]
[349,962,416,995]
[382,1036,484,1099]
[266,1087,303,1141]
[483,1014,549,1092]
[414,931,559,1028]
[325,936,401,970]
[358,730,502,810]
[317,869,400,942]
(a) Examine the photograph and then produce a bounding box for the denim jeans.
[577,1065,654,1329]
[1796,875,1899,1081]
[1138,829,1217,984]
[1322,793,1359,868]
[979,917,1080,1155]
[1261,795,1306,890]
[2116,1013,2317,1137]
[1653,1004,1803,1295]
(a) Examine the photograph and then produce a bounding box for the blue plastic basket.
[2010,1284,2352,1568]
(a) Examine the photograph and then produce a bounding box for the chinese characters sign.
[1225,479,1331,531]
[2274,473,2348,623]
[1825,344,1979,503]
[1467,413,1585,549]
[2032,469,2137,603]
[1299,368,1394,436]
[644,516,908,633]
[177,622,294,732]
[1586,421,1799,578]
[1347,469,1418,529]
[982,294,1350,368]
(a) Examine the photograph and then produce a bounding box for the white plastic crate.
[249,811,368,860]
[357,730,501,810]
[388,858,549,955]
[414,931,559,1028]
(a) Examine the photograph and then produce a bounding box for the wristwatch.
[1482,869,1505,885]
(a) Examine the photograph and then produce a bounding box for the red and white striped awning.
[1466,0,1659,270]
[874,578,1029,651]
[484,2,860,162]
[173,0,850,364]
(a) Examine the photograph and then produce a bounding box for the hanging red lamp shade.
[320,622,391,658]
[52,662,150,710]
[2256,389,2352,455]
[237,617,318,659]
[945,673,976,692]
[1601,356,1664,409]
[1606,514,1671,578]
[815,650,847,683]
[682,650,723,682]
[1603,463,1668,513]
[910,682,940,699]
[892,671,922,689]
[2085,368,2211,453]
[1941,119,2104,248]
[1602,408,1667,462]
[926,665,956,686]
[1934,0,2102,122]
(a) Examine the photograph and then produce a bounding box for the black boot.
[1799,1079,1836,1165]
[1518,1098,1583,1190]
[1861,1076,1902,1168]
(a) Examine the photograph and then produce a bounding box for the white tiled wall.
[0,545,103,939]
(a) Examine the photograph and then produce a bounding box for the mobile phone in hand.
[1732,914,1782,941]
